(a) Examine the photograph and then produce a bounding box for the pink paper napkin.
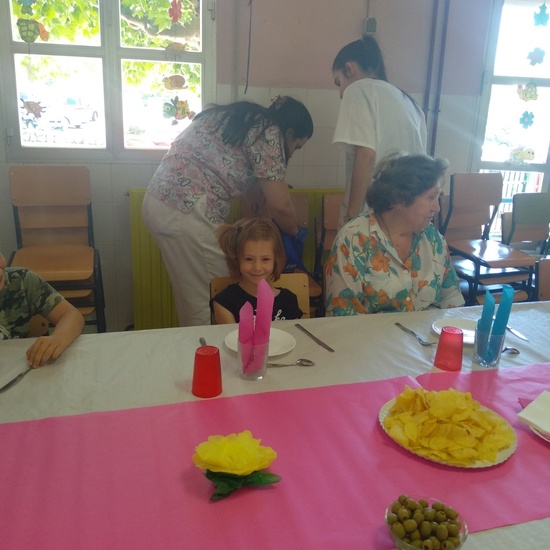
[238,301,254,345]
[253,279,274,346]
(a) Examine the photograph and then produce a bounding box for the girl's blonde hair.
[215,218,286,280]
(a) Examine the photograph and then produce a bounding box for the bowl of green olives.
[385,495,468,549]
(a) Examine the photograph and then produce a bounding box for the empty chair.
[8,166,106,332]
[210,272,310,323]
[501,192,550,258]
[439,173,536,305]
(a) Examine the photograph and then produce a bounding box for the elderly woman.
[325,154,464,315]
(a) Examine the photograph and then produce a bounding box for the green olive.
[413,511,425,524]
[441,541,456,550]
[406,498,421,511]
[435,511,447,523]
[432,501,445,512]
[419,520,433,538]
[410,541,423,548]
[418,499,429,509]
[398,507,412,521]
[403,519,418,533]
[392,521,406,539]
[387,513,398,526]
[391,500,402,514]
[444,507,458,520]
[429,536,441,550]
[424,508,436,522]
[398,494,410,504]
[435,523,449,541]
[421,540,434,550]
[447,523,459,537]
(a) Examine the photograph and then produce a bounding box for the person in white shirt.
[332,36,427,229]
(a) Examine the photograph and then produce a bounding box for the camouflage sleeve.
[0,268,64,340]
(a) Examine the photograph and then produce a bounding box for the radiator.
[129,188,342,330]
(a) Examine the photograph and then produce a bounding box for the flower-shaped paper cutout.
[519,111,534,129]
[193,430,281,501]
[534,3,549,26]
[193,430,277,475]
[527,47,545,66]
[169,0,182,24]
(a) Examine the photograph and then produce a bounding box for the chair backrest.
[320,194,344,252]
[440,173,503,243]
[537,257,550,301]
[502,192,550,254]
[210,272,310,323]
[9,166,93,248]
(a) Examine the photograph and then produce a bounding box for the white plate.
[379,397,517,468]
[432,318,477,345]
[224,328,296,357]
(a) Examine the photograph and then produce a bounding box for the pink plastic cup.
[433,326,464,372]
[192,346,222,398]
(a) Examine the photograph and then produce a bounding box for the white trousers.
[142,193,229,327]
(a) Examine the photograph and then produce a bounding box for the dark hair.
[215,218,286,280]
[333,36,424,117]
[332,36,387,81]
[195,96,313,147]
[366,154,449,214]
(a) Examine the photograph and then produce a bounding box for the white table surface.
[1,301,549,548]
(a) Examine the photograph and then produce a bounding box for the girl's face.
[238,239,275,289]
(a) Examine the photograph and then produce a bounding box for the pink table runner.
[1,365,549,549]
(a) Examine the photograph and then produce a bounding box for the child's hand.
[26,335,69,368]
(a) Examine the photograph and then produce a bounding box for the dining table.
[1,301,549,549]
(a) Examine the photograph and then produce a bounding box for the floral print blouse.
[147,113,287,224]
[325,210,465,315]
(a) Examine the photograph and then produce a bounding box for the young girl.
[212,218,303,324]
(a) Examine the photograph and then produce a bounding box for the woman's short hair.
[366,154,449,214]
[215,218,286,280]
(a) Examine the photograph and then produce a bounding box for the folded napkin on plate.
[517,390,550,435]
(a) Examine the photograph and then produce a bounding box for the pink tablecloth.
[1,365,550,550]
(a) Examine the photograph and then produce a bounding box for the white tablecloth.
[1,301,549,548]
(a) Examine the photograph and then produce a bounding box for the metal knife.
[0,367,31,394]
[506,325,529,341]
[295,323,335,352]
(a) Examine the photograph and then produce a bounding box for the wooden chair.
[8,166,106,332]
[314,194,344,278]
[501,192,550,258]
[439,173,536,305]
[210,272,310,324]
[536,257,550,301]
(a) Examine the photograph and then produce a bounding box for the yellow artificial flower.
[193,430,277,476]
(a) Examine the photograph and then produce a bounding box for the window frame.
[0,0,216,164]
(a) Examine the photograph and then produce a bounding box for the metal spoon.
[267,358,316,368]
[502,346,520,355]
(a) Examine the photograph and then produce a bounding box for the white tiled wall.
[0,85,476,332]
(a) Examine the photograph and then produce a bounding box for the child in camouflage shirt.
[0,251,84,368]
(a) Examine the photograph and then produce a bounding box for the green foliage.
[11,0,201,85]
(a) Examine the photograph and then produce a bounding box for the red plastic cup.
[433,326,464,372]
[192,345,222,398]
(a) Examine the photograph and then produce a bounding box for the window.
[476,0,549,236]
[1,0,215,161]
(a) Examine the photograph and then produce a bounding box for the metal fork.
[395,322,436,347]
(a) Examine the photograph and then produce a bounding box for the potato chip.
[382,386,516,466]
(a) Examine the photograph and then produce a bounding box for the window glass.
[119,0,201,52]
[10,0,100,46]
[493,0,550,78]
[15,54,106,148]
[482,84,550,164]
[121,60,201,149]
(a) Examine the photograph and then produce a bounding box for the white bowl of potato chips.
[386,495,468,549]
[380,386,517,468]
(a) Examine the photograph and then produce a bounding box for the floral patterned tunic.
[147,113,287,224]
[325,209,464,315]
